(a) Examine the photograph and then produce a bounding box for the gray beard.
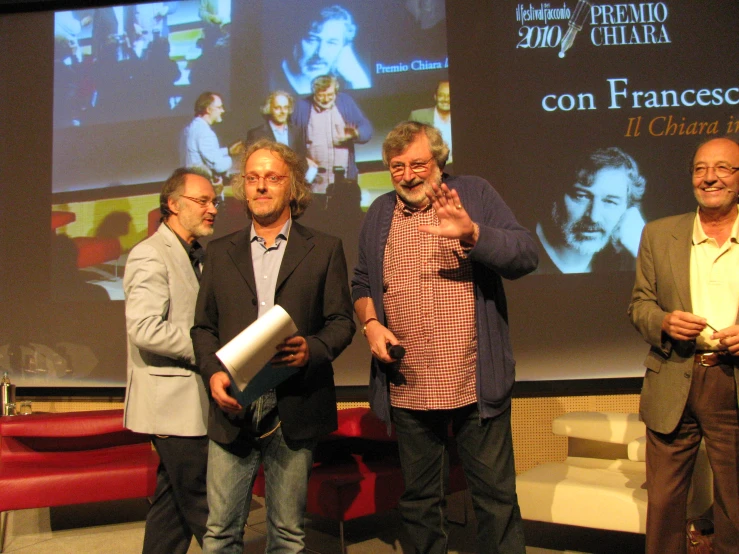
[550,203,608,256]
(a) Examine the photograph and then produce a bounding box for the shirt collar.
[165,222,203,268]
[166,222,195,252]
[250,218,292,244]
[395,194,432,216]
[269,120,287,133]
[692,206,739,245]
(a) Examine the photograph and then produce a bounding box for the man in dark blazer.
[629,137,739,553]
[191,138,355,553]
[245,90,306,157]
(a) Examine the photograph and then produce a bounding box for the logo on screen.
[515,1,671,58]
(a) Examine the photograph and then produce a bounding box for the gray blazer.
[628,212,739,434]
[123,224,209,436]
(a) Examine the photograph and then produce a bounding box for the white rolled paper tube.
[216,305,298,391]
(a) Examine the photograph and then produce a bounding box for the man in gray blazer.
[629,137,739,553]
[191,139,354,553]
[123,167,218,553]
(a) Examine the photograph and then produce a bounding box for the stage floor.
[2,492,643,553]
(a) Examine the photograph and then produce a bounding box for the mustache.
[306,54,327,66]
[570,218,606,236]
[398,176,426,188]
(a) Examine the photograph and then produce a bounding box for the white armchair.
[516,411,713,534]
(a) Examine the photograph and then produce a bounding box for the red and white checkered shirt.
[383,197,477,410]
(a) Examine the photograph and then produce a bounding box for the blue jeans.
[392,404,526,554]
[202,392,317,554]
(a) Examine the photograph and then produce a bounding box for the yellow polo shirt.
[690,207,739,350]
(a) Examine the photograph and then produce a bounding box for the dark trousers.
[143,435,209,554]
[392,404,526,554]
[646,362,739,554]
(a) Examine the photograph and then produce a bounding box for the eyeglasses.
[691,164,739,179]
[180,195,221,209]
[243,174,288,186]
[389,157,434,177]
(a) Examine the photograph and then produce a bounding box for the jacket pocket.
[644,350,664,373]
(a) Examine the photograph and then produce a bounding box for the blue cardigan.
[351,174,539,426]
[291,93,372,180]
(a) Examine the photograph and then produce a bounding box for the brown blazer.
[628,212,739,434]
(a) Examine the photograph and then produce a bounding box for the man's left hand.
[418,182,479,247]
[273,335,310,367]
[712,325,739,354]
[343,125,359,140]
[334,125,359,145]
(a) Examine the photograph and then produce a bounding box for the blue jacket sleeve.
[462,177,539,280]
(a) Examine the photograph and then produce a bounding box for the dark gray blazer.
[191,221,355,444]
[245,122,306,157]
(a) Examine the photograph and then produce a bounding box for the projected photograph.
[53,1,231,128]
[9,0,739,388]
[49,1,449,324]
[532,146,647,274]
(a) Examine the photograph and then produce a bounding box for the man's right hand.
[610,206,646,258]
[661,310,707,341]
[364,320,401,364]
[209,371,242,414]
[334,44,371,89]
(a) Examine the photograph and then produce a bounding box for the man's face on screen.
[297,19,346,81]
[552,167,630,255]
[206,96,225,124]
[435,82,450,114]
[313,84,337,110]
[268,95,290,126]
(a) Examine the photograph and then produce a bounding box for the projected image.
[9,0,739,388]
[53,0,231,128]
[265,4,371,96]
[181,91,245,186]
[533,147,647,274]
[408,79,452,161]
[50,0,450,307]
[261,0,448,99]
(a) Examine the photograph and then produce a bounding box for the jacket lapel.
[227,229,257,297]
[288,125,299,149]
[158,224,199,293]
[276,222,313,293]
[668,213,694,312]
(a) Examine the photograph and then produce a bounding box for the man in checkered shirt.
[352,121,538,553]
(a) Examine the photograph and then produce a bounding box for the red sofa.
[0,410,159,552]
[252,407,467,553]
